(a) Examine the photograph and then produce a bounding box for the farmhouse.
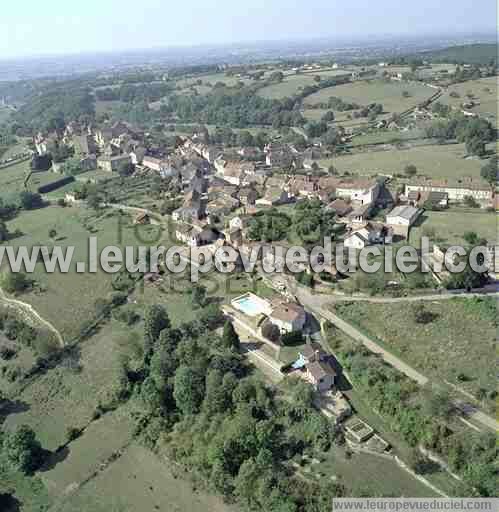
[326,199,353,217]
[386,205,422,238]
[405,178,493,205]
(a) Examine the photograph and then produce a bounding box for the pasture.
[304,79,434,114]
[439,76,498,121]
[410,209,497,247]
[2,206,166,340]
[333,297,497,398]
[55,444,235,512]
[319,143,487,179]
[257,74,318,99]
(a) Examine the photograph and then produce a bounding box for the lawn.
[333,298,497,398]
[319,143,487,179]
[305,80,434,115]
[439,76,498,123]
[257,75,317,99]
[410,209,497,247]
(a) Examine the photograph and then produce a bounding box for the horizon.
[1,0,497,60]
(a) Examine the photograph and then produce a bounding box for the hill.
[421,43,497,66]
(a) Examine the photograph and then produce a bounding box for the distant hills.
[420,43,497,66]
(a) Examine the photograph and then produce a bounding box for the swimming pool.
[231,293,272,317]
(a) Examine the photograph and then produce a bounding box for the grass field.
[333,297,497,397]
[439,76,498,121]
[257,75,318,99]
[319,143,487,179]
[2,207,166,340]
[55,443,235,512]
[2,320,141,449]
[409,209,497,247]
[0,160,67,196]
[305,80,434,114]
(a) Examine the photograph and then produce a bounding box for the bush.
[281,331,304,346]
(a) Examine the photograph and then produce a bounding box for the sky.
[1,0,496,59]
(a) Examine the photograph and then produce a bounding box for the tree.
[0,272,31,294]
[424,389,454,420]
[86,192,101,210]
[19,191,43,210]
[466,136,486,157]
[463,231,479,245]
[480,156,498,185]
[412,303,436,324]
[262,321,281,343]
[173,365,205,415]
[222,321,240,351]
[402,90,411,98]
[321,111,335,122]
[269,71,284,83]
[404,164,417,177]
[313,75,321,83]
[48,228,57,240]
[143,305,171,359]
[3,425,44,473]
[190,284,207,308]
[0,221,8,242]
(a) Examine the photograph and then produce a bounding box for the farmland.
[333,298,497,399]
[305,80,434,114]
[319,143,487,179]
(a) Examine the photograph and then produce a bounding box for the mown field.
[304,80,434,114]
[333,297,497,397]
[409,209,497,247]
[319,143,487,179]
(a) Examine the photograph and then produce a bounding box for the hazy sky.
[1,0,496,58]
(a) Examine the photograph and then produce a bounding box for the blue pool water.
[234,297,265,316]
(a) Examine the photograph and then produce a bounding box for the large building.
[405,179,493,205]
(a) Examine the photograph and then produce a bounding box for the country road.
[273,277,499,433]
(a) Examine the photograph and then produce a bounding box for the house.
[306,361,337,392]
[130,147,147,165]
[264,143,303,169]
[300,342,329,364]
[269,300,306,334]
[404,179,493,205]
[420,191,449,208]
[386,205,422,238]
[187,227,224,247]
[206,195,240,217]
[79,154,97,171]
[344,223,393,249]
[74,134,97,156]
[175,223,197,244]
[348,203,374,224]
[238,187,259,206]
[326,199,353,217]
[134,212,151,225]
[344,230,369,250]
[97,154,131,172]
[142,156,164,173]
[287,175,320,198]
[172,191,206,222]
